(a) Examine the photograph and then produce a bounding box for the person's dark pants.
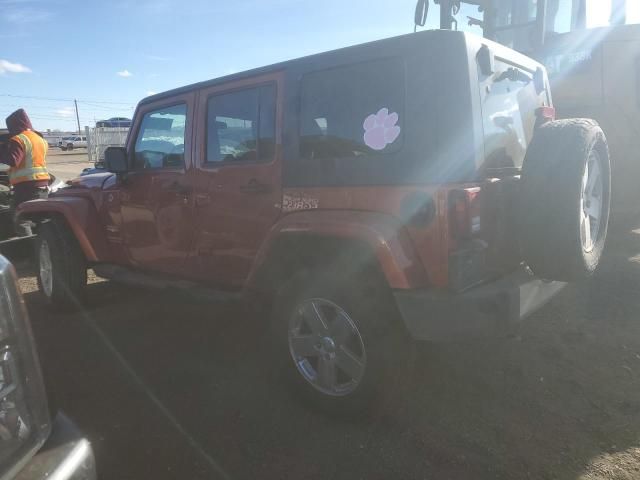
[11,182,46,209]
[7,182,47,237]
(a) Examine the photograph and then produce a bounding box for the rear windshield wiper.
[495,67,532,84]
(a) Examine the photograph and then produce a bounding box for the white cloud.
[146,90,157,96]
[0,59,31,75]
[117,69,133,77]
[56,106,74,118]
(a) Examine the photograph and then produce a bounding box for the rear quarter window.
[300,57,405,161]
[284,35,478,187]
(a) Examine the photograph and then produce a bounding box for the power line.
[1,102,132,123]
[0,106,76,115]
[0,93,138,105]
[13,114,74,120]
[0,106,132,120]
[0,94,72,103]
[79,102,134,111]
[0,113,96,122]
[79,100,136,107]
[25,116,94,123]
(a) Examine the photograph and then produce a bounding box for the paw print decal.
[363,108,401,151]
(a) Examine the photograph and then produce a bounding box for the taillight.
[449,187,481,240]
[535,106,556,129]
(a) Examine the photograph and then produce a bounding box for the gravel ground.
[9,227,640,480]
[46,149,93,182]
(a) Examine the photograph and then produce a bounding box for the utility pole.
[74,99,81,135]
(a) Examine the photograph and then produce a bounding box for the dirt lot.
[46,149,93,182]
[7,226,640,480]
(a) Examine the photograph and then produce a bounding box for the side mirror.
[104,147,129,174]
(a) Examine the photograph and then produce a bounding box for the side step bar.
[93,263,243,303]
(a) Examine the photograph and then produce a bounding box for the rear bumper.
[394,267,566,341]
[15,413,96,480]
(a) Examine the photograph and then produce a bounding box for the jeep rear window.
[299,57,404,161]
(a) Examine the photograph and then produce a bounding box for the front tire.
[37,220,87,310]
[272,266,405,416]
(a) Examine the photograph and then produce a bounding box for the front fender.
[248,210,429,289]
[17,197,109,262]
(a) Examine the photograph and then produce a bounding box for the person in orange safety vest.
[0,109,50,207]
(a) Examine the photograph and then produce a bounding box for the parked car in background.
[0,256,96,479]
[95,117,131,128]
[59,136,86,151]
[57,137,72,149]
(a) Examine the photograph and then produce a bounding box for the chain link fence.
[86,126,130,165]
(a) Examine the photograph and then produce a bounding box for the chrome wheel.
[39,240,53,298]
[580,150,604,252]
[288,298,366,397]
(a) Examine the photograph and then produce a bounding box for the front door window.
[134,104,187,170]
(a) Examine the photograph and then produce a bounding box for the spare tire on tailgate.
[520,119,611,281]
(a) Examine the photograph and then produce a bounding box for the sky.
[0,0,424,131]
[0,0,637,132]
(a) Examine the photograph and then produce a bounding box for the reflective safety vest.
[8,130,50,186]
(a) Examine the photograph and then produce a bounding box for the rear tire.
[271,265,406,417]
[37,219,87,311]
[520,119,611,281]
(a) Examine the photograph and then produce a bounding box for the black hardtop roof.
[139,29,465,106]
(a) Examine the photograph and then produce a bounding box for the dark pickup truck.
[0,134,14,241]
[0,256,96,479]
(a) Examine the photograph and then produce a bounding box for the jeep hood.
[66,172,115,190]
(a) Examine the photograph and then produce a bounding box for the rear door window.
[205,85,276,164]
[299,58,404,161]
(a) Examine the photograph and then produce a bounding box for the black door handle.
[240,178,271,194]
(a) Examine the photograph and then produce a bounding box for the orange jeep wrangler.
[18,30,611,414]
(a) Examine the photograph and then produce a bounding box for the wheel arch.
[246,210,429,297]
[17,197,109,262]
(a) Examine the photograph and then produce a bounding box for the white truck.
[58,136,87,151]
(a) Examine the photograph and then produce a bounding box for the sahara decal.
[283,192,320,212]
